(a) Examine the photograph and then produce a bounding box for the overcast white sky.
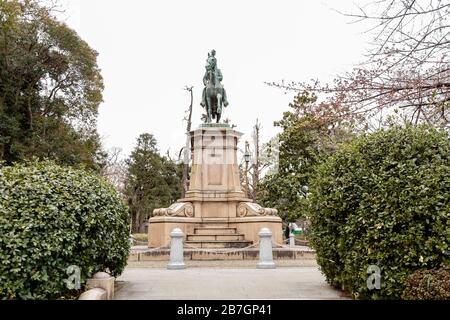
[57,0,372,159]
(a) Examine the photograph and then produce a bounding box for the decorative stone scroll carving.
[237,202,278,217]
[153,202,194,217]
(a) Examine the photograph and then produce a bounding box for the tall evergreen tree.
[125,133,182,233]
[0,0,104,170]
[257,92,353,221]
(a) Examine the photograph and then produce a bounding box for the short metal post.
[289,233,295,247]
[167,228,186,270]
[257,228,276,269]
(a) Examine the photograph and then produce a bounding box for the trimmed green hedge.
[0,161,130,299]
[308,125,450,299]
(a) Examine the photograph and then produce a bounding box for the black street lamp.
[244,150,251,164]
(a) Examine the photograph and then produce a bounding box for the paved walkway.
[114,265,348,300]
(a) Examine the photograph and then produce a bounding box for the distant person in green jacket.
[284,225,290,239]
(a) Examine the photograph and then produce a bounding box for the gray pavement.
[114,265,349,300]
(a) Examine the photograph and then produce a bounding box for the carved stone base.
[153,202,194,217]
[237,202,278,217]
[147,125,282,251]
[148,215,282,248]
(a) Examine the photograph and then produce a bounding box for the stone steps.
[194,227,237,235]
[184,240,254,249]
[185,224,252,248]
[187,234,245,241]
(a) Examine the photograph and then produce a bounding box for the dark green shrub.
[402,266,450,300]
[308,125,450,299]
[0,161,130,299]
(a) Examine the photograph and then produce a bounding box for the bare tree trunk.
[251,119,261,201]
[133,210,141,234]
[181,86,193,198]
[130,192,140,233]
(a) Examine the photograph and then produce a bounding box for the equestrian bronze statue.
[200,50,229,123]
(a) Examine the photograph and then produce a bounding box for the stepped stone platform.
[185,226,253,248]
[129,245,315,262]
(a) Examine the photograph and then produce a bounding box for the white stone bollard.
[257,228,276,269]
[79,288,107,300]
[289,233,295,247]
[167,228,186,270]
[85,271,115,300]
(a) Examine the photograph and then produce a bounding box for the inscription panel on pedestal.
[207,164,223,185]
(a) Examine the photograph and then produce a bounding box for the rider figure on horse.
[200,49,229,108]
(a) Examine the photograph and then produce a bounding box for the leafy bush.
[402,266,450,300]
[308,125,450,299]
[0,161,130,299]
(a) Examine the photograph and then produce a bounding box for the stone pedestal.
[148,124,282,249]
